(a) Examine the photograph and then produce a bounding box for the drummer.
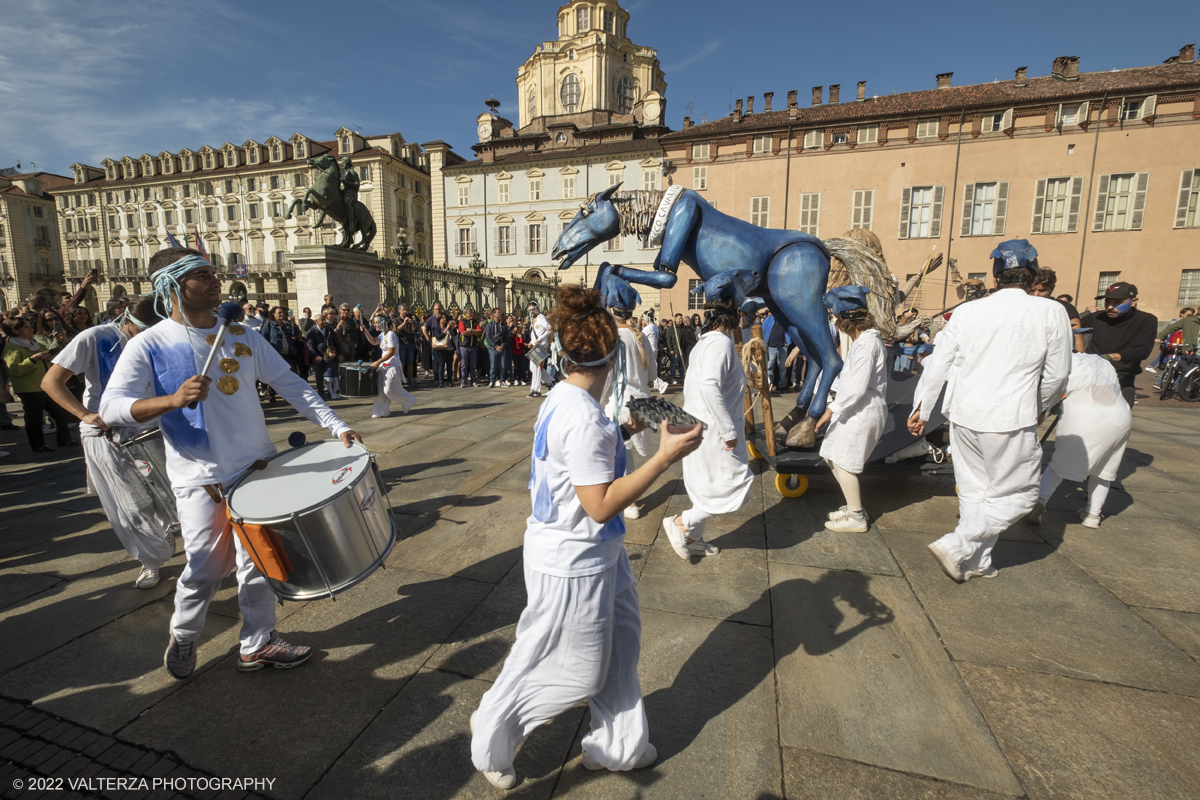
[365,313,416,418]
[41,294,177,589]
[100,247,362,679]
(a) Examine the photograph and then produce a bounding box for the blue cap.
[991,239,1039,277]
[823,285,869,317]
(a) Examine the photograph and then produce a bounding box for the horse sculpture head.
[551,183,623,270]
[308,153,338,173]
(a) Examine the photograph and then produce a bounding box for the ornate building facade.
[0,171,72,311]
[48,131,433,308]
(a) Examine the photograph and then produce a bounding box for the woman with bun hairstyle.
[470,286,703,790]
[663,298,754,559]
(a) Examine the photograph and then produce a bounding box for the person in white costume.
[527,301,553,398]
[641,311,665,394]
[42,294,176,589]
[470,286,702,790]
[1025,353,1131,529]
[606,305,652,520]
[366,315,415,418]
[663,298,754,559]
[909,242,1071,582]
[100,248,362,679]
[815,286,889,533]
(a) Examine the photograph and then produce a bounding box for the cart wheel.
[776,473,809,498]
[747,441,764,461]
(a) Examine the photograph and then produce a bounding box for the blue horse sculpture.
[553,183,846,447]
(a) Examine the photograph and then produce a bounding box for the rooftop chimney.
[746,96,754,114]
[812,86,823,106]
[829,84,840,104]
[1051,56,1080,81]
[1179,43,1196,63]
[856,81,866,101]
[936,72,953,89]
[733,98,743,122]
[763,92,774,112]
[683,116,692,129]
[1014,66,1027,87]
[787,90,798,109]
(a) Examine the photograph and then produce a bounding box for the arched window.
[229,282,247,302]
[527,86,537,120]
[560,74,581,113]
[575,5,589,32]
[617,76,635,114]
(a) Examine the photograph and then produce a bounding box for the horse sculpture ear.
[598,183,622,202]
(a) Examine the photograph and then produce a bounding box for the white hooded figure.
[367,316,416,418]
[606,309,652,519]
[527,303,553,397]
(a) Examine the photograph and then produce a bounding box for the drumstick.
[189,301,245,410]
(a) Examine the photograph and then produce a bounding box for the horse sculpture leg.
[765,242,842,448]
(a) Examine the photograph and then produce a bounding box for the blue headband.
[151,254,213,321]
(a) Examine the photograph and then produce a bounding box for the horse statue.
[284,154,377,251]
[551,183,895,448]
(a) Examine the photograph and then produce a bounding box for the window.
[495,225,514,255]
[1094,173,1149,231]
[498,182,510,203]
[605,234,623,251]
[456,227,477,257]
[223,180,233,194]
[88,216,97,231]
[556,132,568,143]
[106,191,115,203]
[560,74,581,113]
[142,188,152,201]
[798,193,820,235]
[1178,270,1200,306]
[750,196,770,227]
[753,134,772,154]
[248,149,258,164]
[249,203,260,220]
[530,179,542,200]
[1057,103,1083,127]
[1174,169,1200,229]
[603,9,614,32]
[359,165,371,182]
[108,214,117,230]
[687,279,704,309]
[64,218,73,233]
[563,176,577,198]
[608,172,622,187]
[340,136,352,154]
[1097,271,1121,298]
[899,186,944,239]
[184,156,193,170]
[271,201,282,218]
[852,189,874,229]
[272,145,282,161]
[693,141,710,159]
[295,141,306,158]
[124,190,133,202]
[960,181,1009,237]
[270,176,280,190]
[226,205,239,222]
[162,187,174,200]
[164,210,174,225]
[642,169,658,192]
[616,75,635,115]
[458,185,470,206]
[246,177,256,191]
[204,153,214,169]
[1119,96,1156,121]
[1032,177,1083,234]
[294,172,307,188]
[182,184,192,198]
[803,130,823,149]
[916,118,938,139]
[831,132,848,145]
[857,125,878,144]
[527,86,537,121]
[126,213,135,229]
[205,207,216,223]
[145,212,157,228]
[576,5,590,31]
[184,208,195,224]
[693,166,708,190]
[528,224,543,254]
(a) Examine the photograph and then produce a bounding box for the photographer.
[1081,282,1157,406]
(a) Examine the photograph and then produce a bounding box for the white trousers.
[171,484,277,654]
[529,360,548,393]
[1038,466,1111,516]
[82,435,175,569]
[935,423,1041,573]
[372,363,416,417]
[471,552,648,773]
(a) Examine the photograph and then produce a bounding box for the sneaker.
[964,567,998,580]
[238,632,312,672]
[824,511,868,533]
[503,381,512,387]
[470,711,517,789]
[662,516,692,560]
[827,505,852,521]
[927,540,965,583]
[624,505,641,519]
[1078,509,1102,529]
[43,424,56,434]
[582,743,657,771]
[135,567,160,589]
[1144,366,1157,373]
[688,540,720,556]
[164,635,196,679]
[1024,502,1046,525]
[528,391,540,398]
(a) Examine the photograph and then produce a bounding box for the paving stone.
[307,668,582,800]
[0,569,63,613]
[0,516,157,581]
[782,747,1017,799]
[425,560,527,682]
[380,458,511,518]
[960,663,1200,800]
[464,429,533,463]
[764,481,902,575]
[1133,607,1200,662]
[438,414,525,444]
[386,495,527,584]
[371,436,474,477]
[771,562,1022,794]
[884,531,1200,696]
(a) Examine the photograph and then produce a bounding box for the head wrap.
[990,239,1039,278]
[149,253,215,358]
[823,285,870,318]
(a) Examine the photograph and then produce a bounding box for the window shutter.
[1031,179,1047,234]
[852,190,863,227]
[898,187,912,239]
[960,183,976,236]
[1067,177,1084,233]
[1054,104,1064,127]
[1077,100,1089,126]
[1130,172,1150,230]
[930,185,945,238]
[471,227,478,255]
[1001,108,1013,131]
[994,182,1009,236]
[1093,175,1110,231]
[862,189,873,229]
[1175,170,1195,228]
[1142,95,1157,118]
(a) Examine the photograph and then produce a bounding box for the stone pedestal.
[287,245,382,313]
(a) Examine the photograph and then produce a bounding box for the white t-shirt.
[379,330,400,368]
[244,315,262,331]
[52,325,124,433]
[100,318,349,488]
[524,382,625,577]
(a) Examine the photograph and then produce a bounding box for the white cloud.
[662,40,721,73]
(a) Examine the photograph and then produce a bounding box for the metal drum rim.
[225,440,375,522]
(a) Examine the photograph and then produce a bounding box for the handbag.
[432,333,452,350]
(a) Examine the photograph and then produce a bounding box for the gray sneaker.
[164,635,196,679]
[1024,502,1045,525]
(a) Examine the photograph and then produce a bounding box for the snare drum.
[339,363,378,398]
[111,426,179,525]
[225,440,395,601]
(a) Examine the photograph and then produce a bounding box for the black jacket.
[1082,308,1158,386]
[307,323,341,361]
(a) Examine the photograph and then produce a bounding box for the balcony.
[33,237,53,249]
[414,220,425,233]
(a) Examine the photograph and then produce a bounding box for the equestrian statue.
[285,154,377,251]
[551,183,897,449]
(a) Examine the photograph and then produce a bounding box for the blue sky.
[1,0,1196,176]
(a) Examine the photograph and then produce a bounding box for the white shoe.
[135,567,160,589]
[662,516,692,560]
[827,505,852,521]
[824,511,868,533]
[688,540,720,556]
[470,711,517,789]
[1078,509,1102,528]
[582,743,657,771]
[927,540,965,582]
[964,566,998,580]
[371,413,391,418]
[624,505,641,519]
[1025,501,1046,525]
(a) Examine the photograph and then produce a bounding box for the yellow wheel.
[747,441,764,461]
[776,472,809,498]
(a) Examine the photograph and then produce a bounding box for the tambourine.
[626,397,706,433]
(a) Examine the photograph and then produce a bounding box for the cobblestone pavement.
[1,373,1198,799]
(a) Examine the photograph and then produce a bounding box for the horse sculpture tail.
[823,237,899,341]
